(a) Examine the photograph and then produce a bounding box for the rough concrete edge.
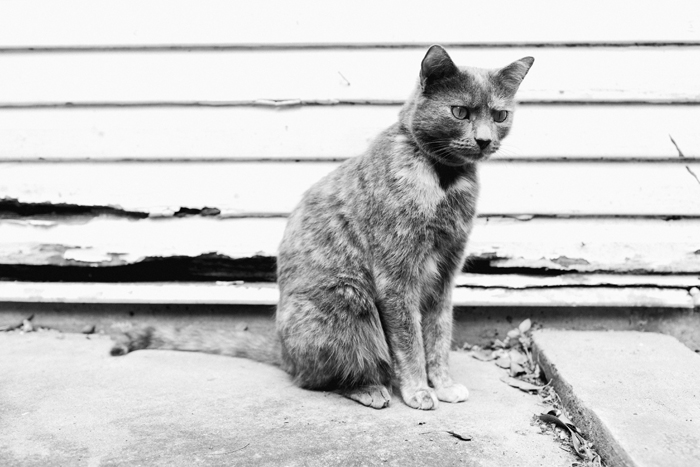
[532,330,636,467]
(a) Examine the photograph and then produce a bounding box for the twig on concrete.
[209,442,250,455]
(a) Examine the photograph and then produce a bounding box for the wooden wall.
[0,0,698,308]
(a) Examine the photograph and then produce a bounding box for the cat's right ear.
[420,45,459,90]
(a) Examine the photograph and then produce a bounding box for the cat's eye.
[493,110,509,123]
[451,106,469,120]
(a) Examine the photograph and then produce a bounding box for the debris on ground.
[446,430,472,441]
[0,314,34,332]
[466,318,543,388]
[463,319,605,466]
[1,315,60,335]
[419,430,472,442]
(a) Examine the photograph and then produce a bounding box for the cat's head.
[401,45,533,165]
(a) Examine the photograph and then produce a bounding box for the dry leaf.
[519,319,532,333]
[509,349,528,365]
[510,362,526,377]
[539,413,598,462]
[494,355,511,369]
[471,351,496,362]
[22,319,34,332]
[501,376,542,392]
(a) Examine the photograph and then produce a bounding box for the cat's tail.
[109,322,282,367]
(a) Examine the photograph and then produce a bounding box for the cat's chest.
[393,159,478,216]
[427,177,478,244]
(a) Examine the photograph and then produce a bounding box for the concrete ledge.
[3,301,700,351]
[533,330,700,467]
[0,331,573,467]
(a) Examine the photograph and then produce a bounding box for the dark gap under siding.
[0,254,278,282]
[0,254,692,283]
[0,198,147,220]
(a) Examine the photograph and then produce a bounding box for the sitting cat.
[111,45,533,410]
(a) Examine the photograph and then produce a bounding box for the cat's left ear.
[494,57,534,96]
[420,45,459,90]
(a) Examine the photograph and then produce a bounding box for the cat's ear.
[494,57,534,96]
[420,45,459,90]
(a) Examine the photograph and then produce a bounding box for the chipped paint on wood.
[1,162,699,217]
[455,273,700,289]
[0,217,698,274]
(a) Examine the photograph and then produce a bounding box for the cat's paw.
[344,385,392,409]
[402,387,439,410]
[434,383,469,403]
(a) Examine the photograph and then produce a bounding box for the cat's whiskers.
[421,141,482,168]
[493,143,522,158]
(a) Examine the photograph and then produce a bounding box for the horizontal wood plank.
[1,1,698,47]
[0,106,698,161]
[1,217,698,274]
[0,281,694,309]
[1,162,698,217]
[1,48,699,104]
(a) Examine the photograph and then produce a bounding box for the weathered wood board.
[2,48,699,104]
[1,162,698,217]
[0,106,698,161]
[1,217,698,274]
[1,0,698,47]
[0,280,695,309]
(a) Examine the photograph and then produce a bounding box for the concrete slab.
[0,331,573,467]
[533,330,700,467]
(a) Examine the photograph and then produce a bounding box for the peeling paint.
[0,198,227,220]
[0,254,278,282]
[62,249,129,265]
[0,198,147,220]
[551,256,591,267]
[173,207,221,217]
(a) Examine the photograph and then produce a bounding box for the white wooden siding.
[0,106,699,161]
[0,1,698,307]
[1,48,699,105]
[1,1,698,46]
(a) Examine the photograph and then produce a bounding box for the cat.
[110,45,533,410]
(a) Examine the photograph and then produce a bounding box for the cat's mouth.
[449,146,494,163]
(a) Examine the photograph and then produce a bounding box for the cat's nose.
[476,139,491,150]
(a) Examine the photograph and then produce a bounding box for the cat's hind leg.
[342,385,392,409]
[277,289,393,409]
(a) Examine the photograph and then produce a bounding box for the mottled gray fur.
[110,46,533,411]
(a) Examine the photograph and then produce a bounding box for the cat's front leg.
[422,285,469,403]
[379,291,439,410]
